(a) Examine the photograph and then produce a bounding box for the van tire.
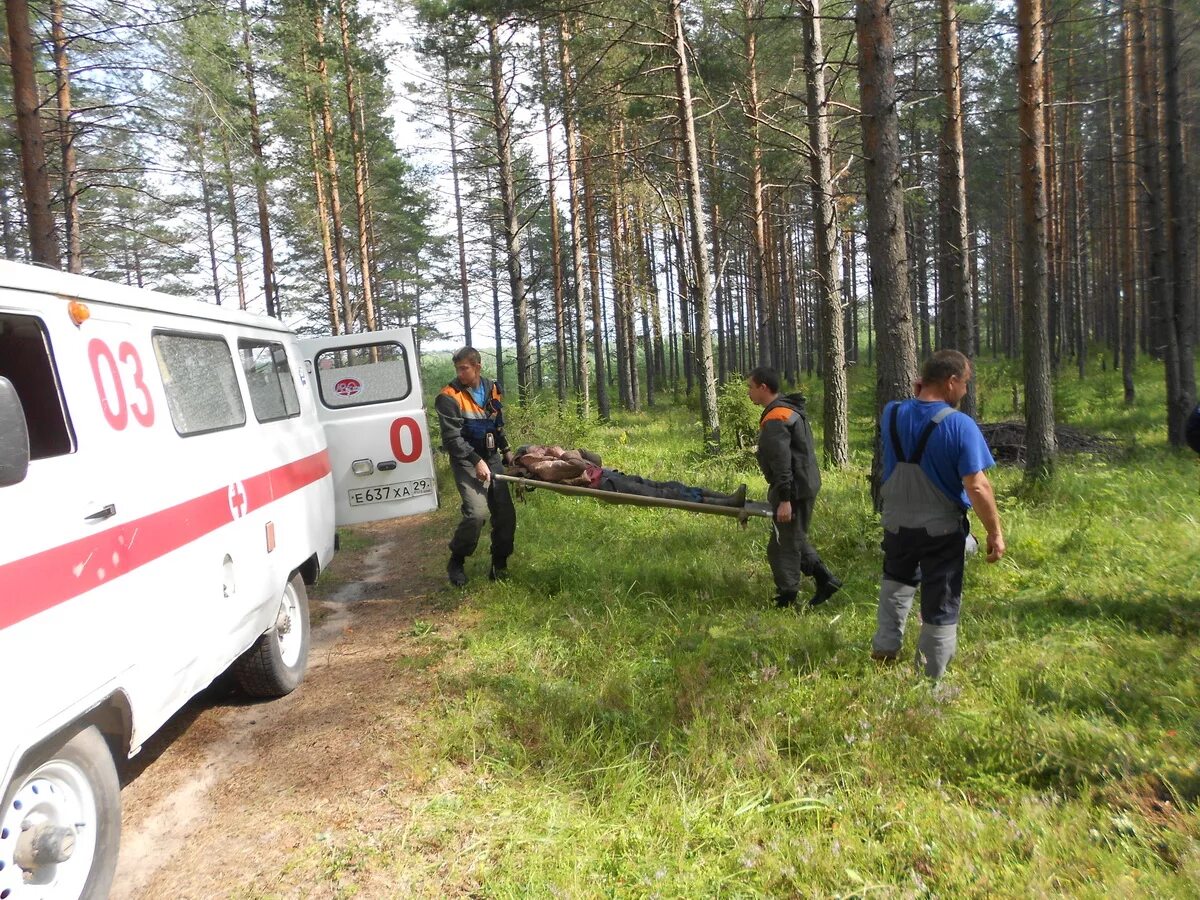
[233,572,311,698]
[0,724,121,900]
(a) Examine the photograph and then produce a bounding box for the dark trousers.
[597,469,703,503]
[767,497,822,593]
[881,520,967,625]
[449,455,515,561]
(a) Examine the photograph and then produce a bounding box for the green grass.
[369,357,1200,896]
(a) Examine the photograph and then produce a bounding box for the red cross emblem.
[228,480,248,519]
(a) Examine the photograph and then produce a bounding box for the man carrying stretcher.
[509,445,747,508]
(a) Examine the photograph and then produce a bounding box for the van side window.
[314,342,411,409]
[0,313,74,458]
[152,331,246,435]
[238,339,300,422]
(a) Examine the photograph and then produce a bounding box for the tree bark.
[1017,0,1058,477]
[538,29,567,402]
[219,136,248,311]
[802,0,849,466]
[313,7,352,330]
[857,0,918,496]
[670,0,720,450]
[6,0,60,268]
[442,62,472,345]
[51,0,80,273]
[195,124,223,306]
[240,0,277,316]
[488,20,530,400]
[558,15,590,415]
[1160,0,1196,442]
[336,0,377,331]
[936,0,975,415]
[301,43,341,334]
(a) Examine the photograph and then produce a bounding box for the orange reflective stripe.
[760,407,794,427]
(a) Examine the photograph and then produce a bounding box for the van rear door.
[299,328,438,526]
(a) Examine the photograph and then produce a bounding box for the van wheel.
[233,572,311,698]
[0,725,121,900]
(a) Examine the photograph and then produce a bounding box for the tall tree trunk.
[670,0,720,450]
[219,136,248,311]
[0,168,17,259]
[195,124,223,306]
[444,63,472,345]
[51,0,80,272]
[6,0,60,268]
[1120,0,1138,402]
[314,7,351,330]
[743,0,771,366]
[1017,0,1058,477]
[581,135,610,419]
[1132,0,1177,436]
[857,0,918,497]
[538,30,567,402]
[240,0,277,316]
[707,131,727,385]
[558,15,590,415]
[301,44,341,334]
[1160,0,1197,442]
[336,0,377,331]
[488,21,531,400]
[802,0,849,466]
[937,0,975,415]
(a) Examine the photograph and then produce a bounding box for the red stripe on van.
[0,449,332,631]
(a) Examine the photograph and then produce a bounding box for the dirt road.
[108,513,460,899]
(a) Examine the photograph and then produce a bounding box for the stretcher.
[493,473,775,523]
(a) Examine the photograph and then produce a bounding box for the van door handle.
[85,504,117,522]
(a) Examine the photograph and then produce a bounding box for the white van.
[0,261,438,899]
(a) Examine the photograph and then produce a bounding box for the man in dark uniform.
[748,366,842,609]
[872,349,1005,679]
[435,347,516,586]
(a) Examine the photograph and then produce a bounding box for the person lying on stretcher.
[508,445,748,508]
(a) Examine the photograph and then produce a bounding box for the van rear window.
[239,339,300,422]
[153,331,246,435]
[314,342,411,408]
[0,313,74,459]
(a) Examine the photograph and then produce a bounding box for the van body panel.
[300,329,439,526]
[0,266,434,835]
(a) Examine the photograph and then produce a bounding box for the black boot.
[774,590,799,609]
[489,557,509,582]
[702,484,747,508]
[447,555,468,587]
[808,563,843,607]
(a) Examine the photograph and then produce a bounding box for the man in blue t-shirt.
[872,349,1005,679]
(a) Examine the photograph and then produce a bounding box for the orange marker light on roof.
[67,300,90,326]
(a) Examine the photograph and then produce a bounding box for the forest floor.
[108,358,1200,897]
[108,513,461,899]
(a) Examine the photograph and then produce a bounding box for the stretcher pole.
[493,474,775,522]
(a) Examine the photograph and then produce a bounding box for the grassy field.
[370,357,1199,896]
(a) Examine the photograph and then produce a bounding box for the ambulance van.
[0,260,438,899]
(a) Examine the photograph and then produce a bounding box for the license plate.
[348,478,434,506]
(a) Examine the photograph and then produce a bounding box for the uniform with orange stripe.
[749,366,842,609]
[435,349,516,586]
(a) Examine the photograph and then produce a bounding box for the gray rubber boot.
[916,623,958,679]
[872,579,916,658]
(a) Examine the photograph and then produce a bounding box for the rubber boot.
[702,484,747,508]
[872,578,916,659]
[774,590,799,609]
[447,555,468,587]
[808,562,843,607]
[489,556,509,582]
[916,623,958,679]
